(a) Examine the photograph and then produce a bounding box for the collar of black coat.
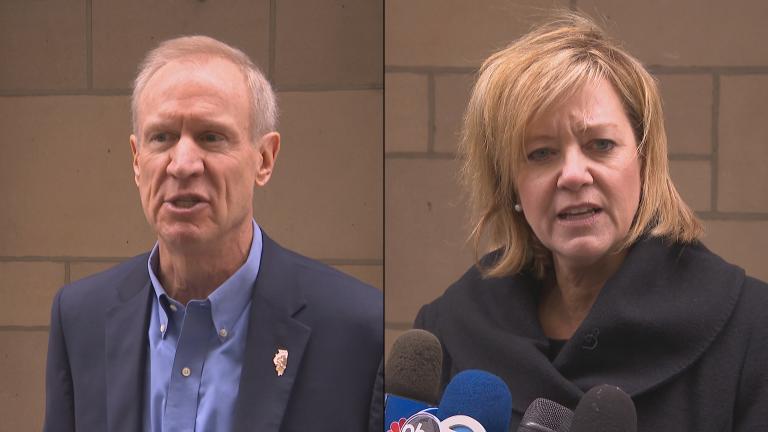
[437,236,744,415]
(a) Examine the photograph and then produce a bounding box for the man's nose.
[167,136,204,178]
[556,146,593,191]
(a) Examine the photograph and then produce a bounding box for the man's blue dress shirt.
[144,221,262,432]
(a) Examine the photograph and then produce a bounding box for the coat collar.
[233,231,311,431]
[445,237,745,414]
[554,238,743,396]
[103,232,312,432]
[104,255,152,432]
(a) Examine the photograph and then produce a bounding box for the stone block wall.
[385,0,768,358]
[0,1,382,429]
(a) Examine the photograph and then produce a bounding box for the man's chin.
[156,225,213,249]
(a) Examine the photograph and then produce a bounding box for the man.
[44,36,383,431]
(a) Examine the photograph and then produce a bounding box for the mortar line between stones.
[268,0,277,82]
[385,322,414,331]
[385,152,457,160]
[0,326,50,332]
[85,0,93,89]
[711,73,720,212]
[427,73,436,153]
[386,65,768,75]
[0,85,381,97]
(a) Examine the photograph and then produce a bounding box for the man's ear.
[130,134,140,187]
[255,132,280,187]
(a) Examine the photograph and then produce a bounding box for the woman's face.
[517,77,641,268]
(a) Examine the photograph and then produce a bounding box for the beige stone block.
[669,160,711,213]
[333,264,383,291]
[0,331,48,432]
[385,328,407,364]
[0,263,64,326]
[434,73,474,154]
[385,73,429,153]
[581,0,768,66]
[0,96,156,257]
[386,0,568,67]
[385,159,474,325]
[275,0,382,88]
[0,1,86,91]
[70,261,124,283]
[718,76,768,212]
[657,75,712,155]
[253,91,382,260]
[703,221,768,282]
[91,0,270,89]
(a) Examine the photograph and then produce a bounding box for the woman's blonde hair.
[461,12,702,279]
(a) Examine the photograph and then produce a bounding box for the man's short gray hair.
[131,35,277,141]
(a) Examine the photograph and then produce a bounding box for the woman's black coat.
[415,237,768,431]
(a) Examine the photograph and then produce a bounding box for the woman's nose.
[556,147,593,191]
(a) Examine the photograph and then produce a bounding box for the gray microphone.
[569,385,637,432]
[517,398,573,432]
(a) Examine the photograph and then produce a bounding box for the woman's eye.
[592,139,616,152]
[527,148,555,162]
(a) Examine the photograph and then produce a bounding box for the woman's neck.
[538,250,627,339]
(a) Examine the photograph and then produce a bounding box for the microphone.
[569,385,637,432]
[517,398,573,432]
[384,329,443,431]
[434,369,512,432]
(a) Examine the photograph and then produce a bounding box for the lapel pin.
[273,348,288,376]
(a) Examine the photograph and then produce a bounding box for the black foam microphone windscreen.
[569,385,637,432]
[384,328,443,405]
[518,398,573,432]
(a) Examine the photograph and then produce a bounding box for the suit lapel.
[234,234,312,431]
[105,266,152,432]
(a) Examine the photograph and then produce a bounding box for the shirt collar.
[147,220,263,341]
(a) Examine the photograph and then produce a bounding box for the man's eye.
[527,148,555,162]
[150,133,170,143]
[591,139,616,152]
[201,133,225,142]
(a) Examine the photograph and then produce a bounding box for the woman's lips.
[556,207,603,226]
[557,207,602,220]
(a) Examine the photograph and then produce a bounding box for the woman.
[414,14,768,431]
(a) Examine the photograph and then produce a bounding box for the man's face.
[130,57,278,250]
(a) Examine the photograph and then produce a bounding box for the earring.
[514,203,522,212]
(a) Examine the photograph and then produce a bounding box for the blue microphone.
[434,369,512,432]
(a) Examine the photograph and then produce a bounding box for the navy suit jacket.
[44,233,383,431]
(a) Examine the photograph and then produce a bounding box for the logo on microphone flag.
[402,412,442,432]
[387,418,407,432]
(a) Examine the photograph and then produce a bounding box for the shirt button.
[169,304,178,312]
[219,328,228,338]
[160,323,166,333]
[181,367,191,377]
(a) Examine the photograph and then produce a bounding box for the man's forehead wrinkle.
[137,62,249,138]
[143,109,239,135]
[141,58,244,105]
